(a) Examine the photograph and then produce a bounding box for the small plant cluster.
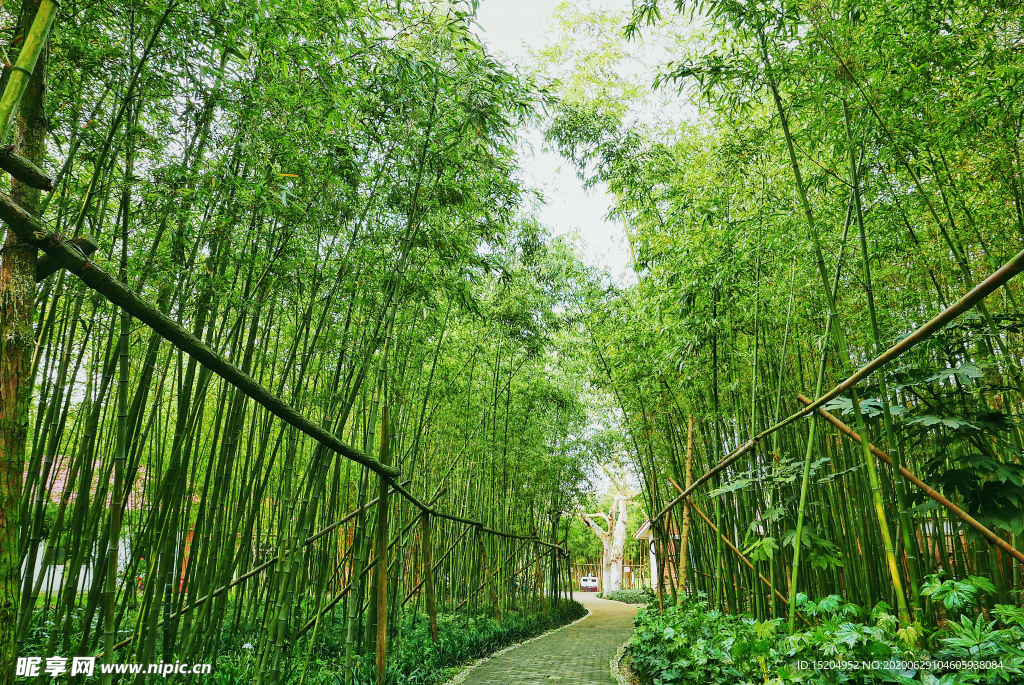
[599,588,656,605]
[627,589,1024,685]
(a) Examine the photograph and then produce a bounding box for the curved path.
[460,593,638,685]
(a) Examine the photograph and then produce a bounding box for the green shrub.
[627,592,1024,685]
[601,588,655,605]
[203,600,586,685]
[345,599,588,685]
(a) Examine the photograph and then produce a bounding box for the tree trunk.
[0,0,48,678]
[579,512,612,591]
[607,495,628,592]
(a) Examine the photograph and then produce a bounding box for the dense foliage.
[544,0,1024,633]
[599,589,655,605]
[0,0,596,682]
[207,601,588,685]
[628,592,1024,685]
[2,0,1024,682]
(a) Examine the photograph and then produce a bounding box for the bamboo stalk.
[798,395,1024,566]
[843,101,923,612]
[679,416,693,594]
[651,243,1024,524]
[0,0,58,143]
[374,409,391,685]
[421,513,438,642]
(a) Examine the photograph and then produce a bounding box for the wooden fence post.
[533,541,542,611]
[481,536,501,622]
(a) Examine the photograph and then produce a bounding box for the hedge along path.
[0,188,570,684]
[651,244,1024,525]
[456,594,636,685]
[798,396,1024,566]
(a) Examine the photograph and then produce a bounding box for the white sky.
[472,0,691,497]
[472,0,636,283]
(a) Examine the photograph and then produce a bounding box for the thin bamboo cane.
[420,513,438,642]
[0,0,57,142]
[679,417,693,594]
[374,409,391,685]
[843,100,923,613]
[799,396,1024,566]
[651,243,1024,525]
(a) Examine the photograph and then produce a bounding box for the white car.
[580,575,599,591]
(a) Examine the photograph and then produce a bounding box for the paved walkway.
[460,593,638,685]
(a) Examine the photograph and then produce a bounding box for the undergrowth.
[209,599,588,685]
[350,600,586,685]
[627,588,1024,685]
[600,588,655,605]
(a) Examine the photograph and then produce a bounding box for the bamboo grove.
[546,0,1024,632]
[0,1,596,684]
[3,0,1024,682]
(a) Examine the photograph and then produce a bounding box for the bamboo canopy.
[2,0,1024,682]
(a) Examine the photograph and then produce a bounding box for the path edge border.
[611,636,634,685]
[440,604,595,685]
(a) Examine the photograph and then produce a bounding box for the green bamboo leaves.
[2,1,590,682]
[548,0,1024,636]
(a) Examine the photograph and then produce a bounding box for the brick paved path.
[459,593,638,685]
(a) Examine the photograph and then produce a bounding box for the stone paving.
[459,593,638,685]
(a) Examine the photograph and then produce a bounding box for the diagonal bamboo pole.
[401,523,474,605]
[689,502,790,609]
[289,490,447,643]
[105,482,407,654]
[667,477,791,610]
[651,244,1024,524]
[0,192,399,478]
[0,147,52,191]
[798,395,1024,566]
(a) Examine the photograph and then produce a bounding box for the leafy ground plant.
[600,589,656,605]
[626,593,1024,684]
[283,600,588,685]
